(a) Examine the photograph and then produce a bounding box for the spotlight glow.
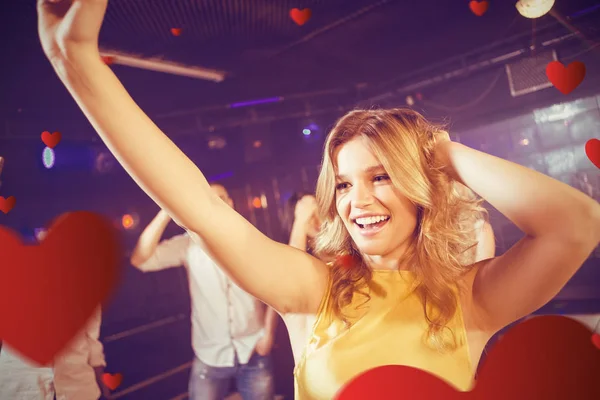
[260,194,268,208]
[302,129,311,136]
[122,214,136,229]
[35,228,48,242]
[516,0,555,19]
[42,147,55,169]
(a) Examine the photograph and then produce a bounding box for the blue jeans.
[189,353,274,400]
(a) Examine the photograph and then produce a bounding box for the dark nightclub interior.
[1,0,599,399]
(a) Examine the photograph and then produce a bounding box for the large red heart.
[0,212,122,365]
[336,316,600,399]
[469,1,489,17]
[585,139,600,169]
[546,61,586,95]
[102,372,123,391]
[592,333,600,350]
[41,131,62,148]
[290,8,312,26]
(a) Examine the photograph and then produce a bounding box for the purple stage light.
[209,171,234,181]
[229,97,283,108]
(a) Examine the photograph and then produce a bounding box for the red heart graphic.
[336,316,600,399]
[592,333,600,350]
[41,131,62,148]
[585,139,600,169]
[171,28,182,36]
[101,56,115,65]
[337,365,463,400]
[546,61,586,95]
[0,196,16,214]
[102,372,123,391]
[469,1,489,17]
[290,8,312,26]
[336,254,354,269]
[0,212,122,365]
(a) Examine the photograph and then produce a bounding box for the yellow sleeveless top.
[294,270,474,399]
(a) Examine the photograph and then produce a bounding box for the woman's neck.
[363,242,412,271]
[364,255,401,271]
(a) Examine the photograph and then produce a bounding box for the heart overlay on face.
[336,316,600,399]
[0,212,122,365]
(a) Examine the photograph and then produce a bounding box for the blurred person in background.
[130,183,276,400]
[280,193,321,365]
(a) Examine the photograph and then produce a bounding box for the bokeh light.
[42,147,55,169]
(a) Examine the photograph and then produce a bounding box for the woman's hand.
[37,0,107,61]
[432,132,458,181]
[254,334,275,356]
[294,196,319,230]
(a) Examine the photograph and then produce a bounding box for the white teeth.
[355,215,389,226]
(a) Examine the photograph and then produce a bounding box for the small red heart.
[585,139,600,169]
[290,8,312,26]
[592,333,600,350]
[41,131,62,148]
[336,254,354,269]
[171,28,182,36]
[546,61,586,95]
[469,1,489,16]
[102,372,123,391]
[0,212,122,365]
[101,56,115,65]
[0,196,16,214]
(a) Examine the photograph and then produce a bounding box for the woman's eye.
[374,175,390,182]
[336,182,349,191]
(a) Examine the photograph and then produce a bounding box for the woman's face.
[334,136,418,261]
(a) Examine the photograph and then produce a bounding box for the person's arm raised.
[436,139,600,332]
[130,210,173,269]
[37,0,328,315]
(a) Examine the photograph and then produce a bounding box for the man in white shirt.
[130,183,277,400]
[0,308,109,400]
[53,307,110,400]
[0,345,55,400]
[0,227,110,400]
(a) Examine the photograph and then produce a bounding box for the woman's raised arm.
[37,0,328,314]
[436,139,600,332]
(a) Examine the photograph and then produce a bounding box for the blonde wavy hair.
[313,108,487,350]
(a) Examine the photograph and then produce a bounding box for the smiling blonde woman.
[37,1,600,398]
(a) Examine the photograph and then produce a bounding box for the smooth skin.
[38,0,600,372]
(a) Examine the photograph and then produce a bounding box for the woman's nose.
[350,184,374,208]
